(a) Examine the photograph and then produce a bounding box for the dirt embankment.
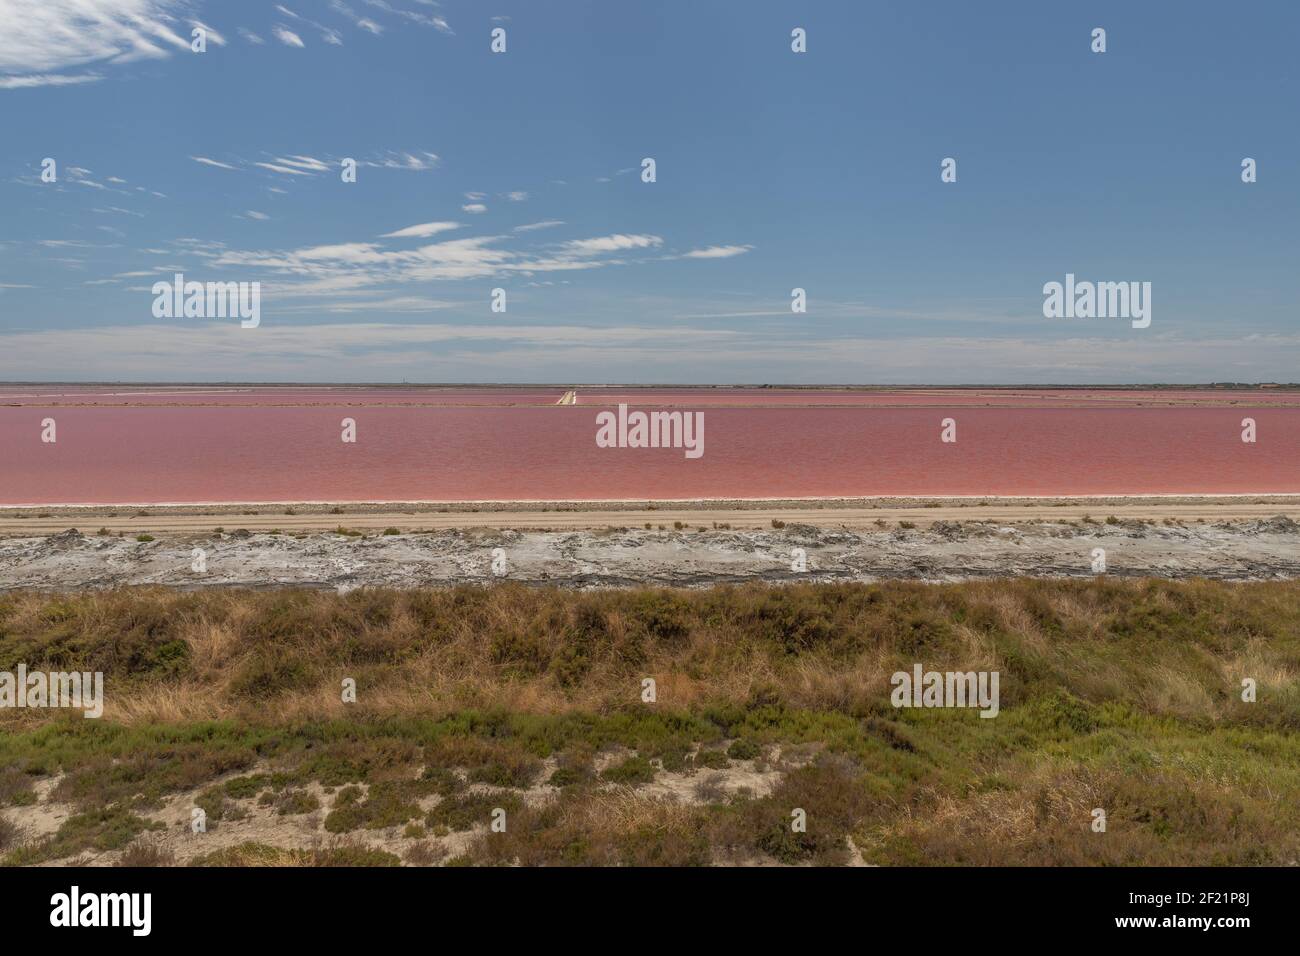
[3,516,1299,590]
[3,497,1300,535]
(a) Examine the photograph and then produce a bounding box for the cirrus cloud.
[681,244,753,259]
[0,0,191,88]
[273,26,305,47]
[560,234,662,255]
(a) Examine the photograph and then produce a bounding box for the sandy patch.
[3,747,790,867]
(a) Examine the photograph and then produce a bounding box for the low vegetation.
[0,580,1296,865]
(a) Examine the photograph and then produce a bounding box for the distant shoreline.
[4,493,1300,512]
[2,382,1300,390]
[3,496,1299,537]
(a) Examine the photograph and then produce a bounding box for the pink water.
[1,387,1297,504]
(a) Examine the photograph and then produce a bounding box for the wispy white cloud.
[362,151,439,171]
[194,152,436,179]
[330,1,384,35]
[68,173,107,189]
[273,26,305,48]
[0,72,102,89]
[362,0,452,34]
[254,161,312,176]
[275,4,342,45]
[290,296,460,313]
[380,221,461,239]
[190,20,226,46]
[461,203,487,214]
[204,223,668,298]
[0,0,446,91]
[514,220,565,233]
[0,0,188,78]
[679,244,753,259]
[191,156,238,170]
[560,234,662,255]
[271,155,330,172]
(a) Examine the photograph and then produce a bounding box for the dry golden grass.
[188,840,400,867]
[2,579,1298,866]
[2,578,1296,728]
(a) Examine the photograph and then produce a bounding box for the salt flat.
[3,516,1297,590]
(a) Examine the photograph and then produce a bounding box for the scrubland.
[1,579,1297,866]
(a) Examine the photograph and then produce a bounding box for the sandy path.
[2,501,1299,535]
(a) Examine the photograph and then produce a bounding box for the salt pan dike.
[1,386,1298,505]
[5,518,1300,590]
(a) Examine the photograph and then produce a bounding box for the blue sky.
[1,0,1297,383]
